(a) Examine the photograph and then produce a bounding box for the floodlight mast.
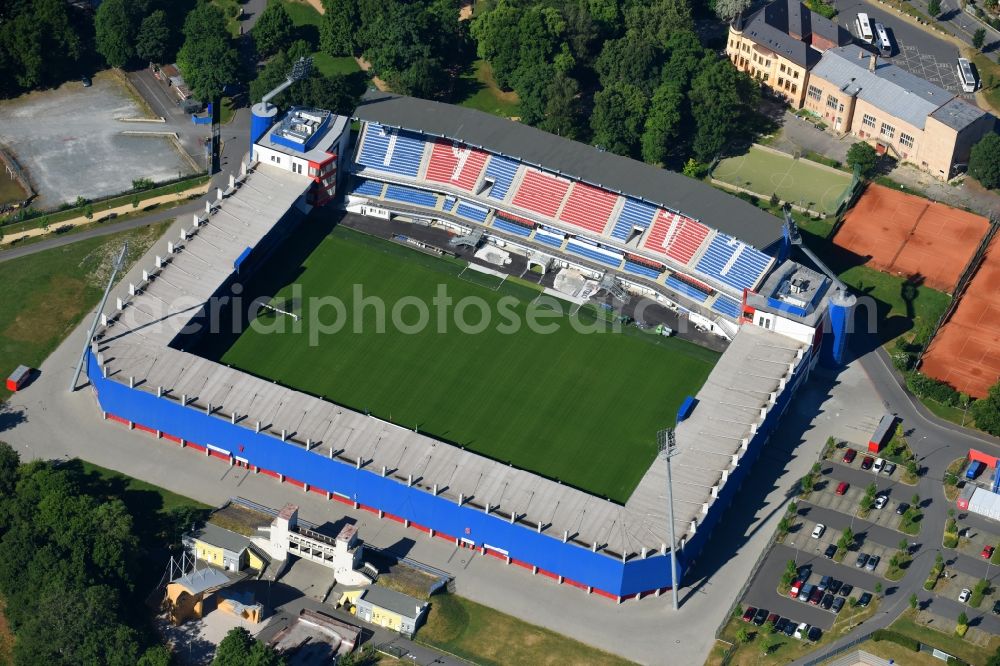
[260,56,313,107]
[69,241,128,392]
[783,206,848,293]
[657,427,680,611]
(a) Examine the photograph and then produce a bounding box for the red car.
[843,448,857,464]
[836,481,849,495]
[743,606,757,622]
[861,456,875,470]
[789,580,803,598]
[808,587,823,605]
[982,545,995,559]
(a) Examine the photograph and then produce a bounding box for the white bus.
[855,13,874,43]
[874,22,892,56]
[957,58,978,93]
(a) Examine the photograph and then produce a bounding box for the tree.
[735,626,751,644]
[969,133,1000,191]
[928,0,941,16]
[213,627,285,666]
[95,0,146,68]
[642,81,686,165]
[715,0,752,22]
[899,538,910,552]
[471,0,522,89]
[595,34,663,93]
[0,0,84,93]
[177,4,240,102]
[137,645,174,666]
[909,593,918,609]
[957,610,969,637]
[320,0,360,56]
[974,28,986,49]
[800,473,815,494]
[136,10,171,64]
[781,559,798,586]
[846,141,879,178]
[838,527,854,551]
[874,582,883,595]
[689,58,759,162]
[911,493,920,507]
[591,82,649,157]
[624,0,694,44]
[538,72,584,139]
[253,2,294,58]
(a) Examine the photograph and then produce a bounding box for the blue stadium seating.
[623,261,662,280]
[712,294,742,318]
[352,179,384,197]
[566,241,623,267]
[483,156,520,201]
[455,201,488,223]
[694,234,773,292]
[666,275,710,303]
[611,198,657,241]
[534,231,564,248]
[384,184,437,208]
[491,218,532,236]
[357,124,426,177]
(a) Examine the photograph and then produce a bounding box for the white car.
[959,588,971,603]
[811,523,826,539]
[874,494,888,510]
[794,622,809,640]
[873,458,885,473]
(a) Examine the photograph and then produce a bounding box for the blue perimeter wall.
[89,350,687,597]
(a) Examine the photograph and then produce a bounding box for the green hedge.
[906,371,962,407]
[872,629,919,651]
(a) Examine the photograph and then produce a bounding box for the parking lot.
[832,0,972,99]
[0,71,197,208]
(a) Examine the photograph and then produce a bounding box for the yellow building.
[184,522,267,573]
[805,46,995,178]
[726,0,851,108]
[350,585,428,637]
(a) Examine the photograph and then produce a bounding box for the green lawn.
[885,610,1000,666]
[456,60,521,118]
[207,223,717,502]
[0,176,27,207]
[77,461,211,515]
[713,145,852,215]
[417,593,634,666]
[0,222,170,400]
[311,52,361,77]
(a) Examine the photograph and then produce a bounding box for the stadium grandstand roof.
[353,92,784,250]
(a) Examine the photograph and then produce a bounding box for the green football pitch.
[713,145,852,215]
[211,223,718,503]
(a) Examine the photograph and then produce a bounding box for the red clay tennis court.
[921,234,1000,398]
[834,184,990,293]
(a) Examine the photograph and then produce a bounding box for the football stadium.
[83,93,853,602]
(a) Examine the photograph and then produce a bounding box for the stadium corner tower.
[85,93,851,603]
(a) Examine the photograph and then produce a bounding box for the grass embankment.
[209,223,718,502]
[882,610,1000,666]
[457,60,520,117]
[0,222,170,399]
[418,593,634,666]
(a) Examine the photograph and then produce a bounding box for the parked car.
[861,456,875,470]
[836,481,849,495]
[866,555,880,572]
[858,592,873,607]
[812,523,826,538]
[80,75,92,87]
[794,622,808,640]
[753,608,769,625]
[843,448,857,464]
[742,606,757,622]
[874,493,888,510]
[790,579,804,598]
[981,545,995,559]
[828,579,843,595]
[772,616,786,632]
[873,458,885,473]
[824,544,837,559]
[993,600,1000,615]
[883,461,896,475]
[783,620,797,636]
[818,575,831,592]
[831,596,845,613]
[839,584,854,597]
[797,564,812,580]
[799,583,815,602]
[896,502,909,515]
[808,587,823,605]
[766,613,779,627]
[807,626,823,642]
[821,593,834,610]
[959,588,971,603]
[856,553,870,568]
[966,460,985,480]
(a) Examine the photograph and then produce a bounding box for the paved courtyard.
[0,71,197,208]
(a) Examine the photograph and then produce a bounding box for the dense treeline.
[0,0,91,97]
[0,442,195,665]
[319,0,761,167]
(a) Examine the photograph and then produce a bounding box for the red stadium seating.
[512,169,570,218]
[559,183,619,234]
[425,140,489,191]
[643,210,711,265]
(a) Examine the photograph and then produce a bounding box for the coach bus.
[855,13,874,43]
[874,22,892,56]
[957,58,978,93]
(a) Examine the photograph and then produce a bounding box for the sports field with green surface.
[713,145,852,215]
[211,223,718,502]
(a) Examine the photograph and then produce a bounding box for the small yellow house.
[184,523,267,573]
[349,586,428,637]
